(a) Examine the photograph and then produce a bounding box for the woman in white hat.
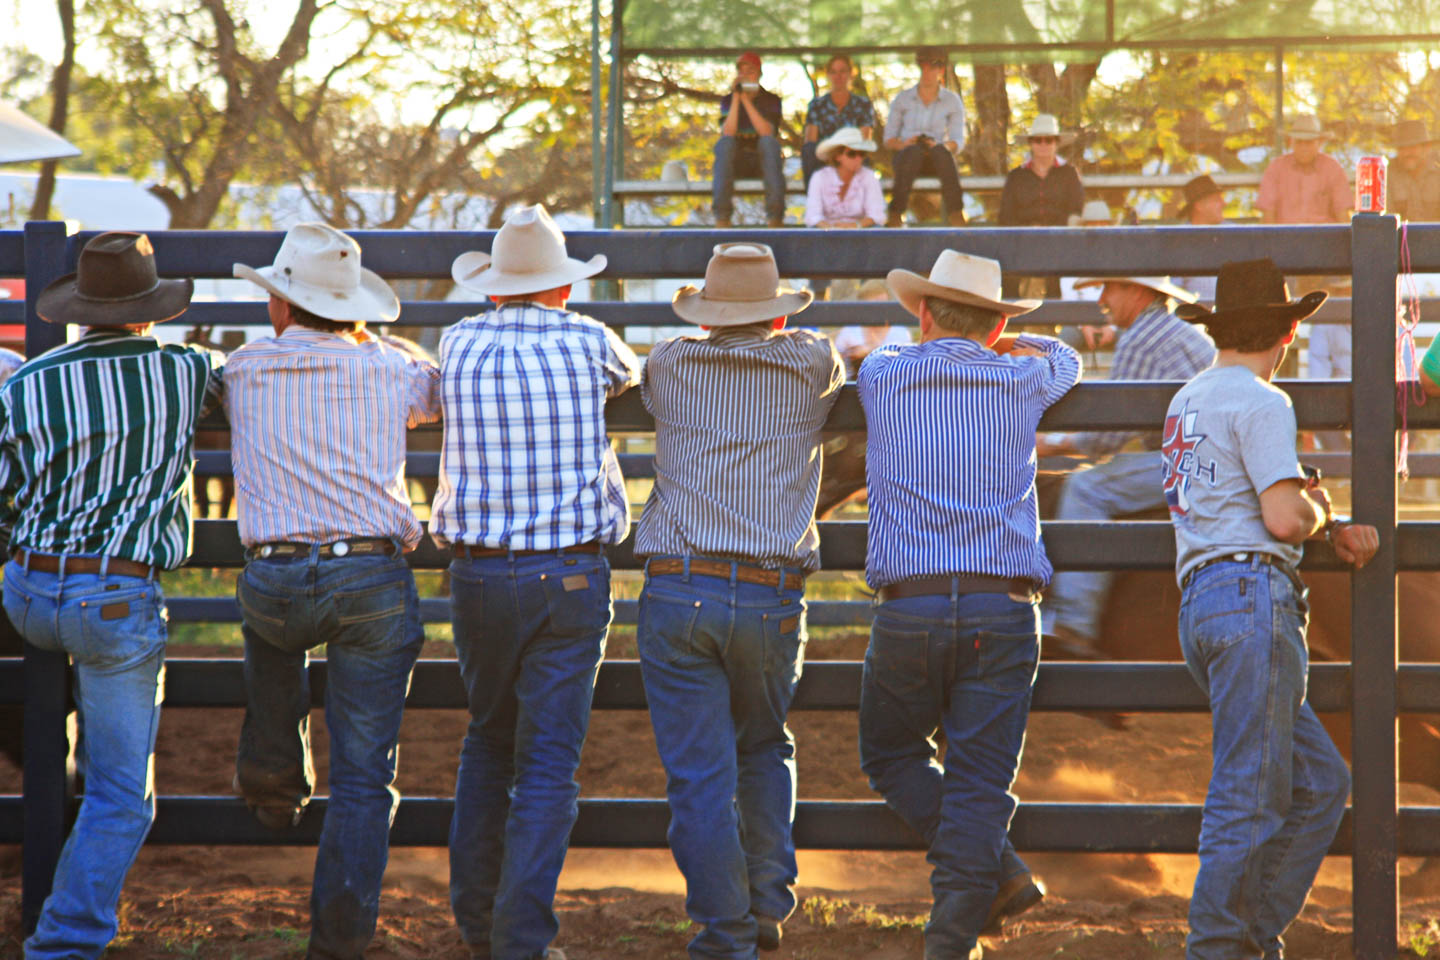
[999,113,1085,299]
[804,126,885,228]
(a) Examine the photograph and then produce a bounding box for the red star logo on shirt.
[1162,401,1208,518]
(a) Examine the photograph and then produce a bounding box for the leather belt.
[646,557,806,591]
[12,549,158,580]
[453,541,603,559]
[249,538,397,560]
[1181,552,1300,590]
[878,574,1036,605]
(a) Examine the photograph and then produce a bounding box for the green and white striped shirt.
[0,330,224,570]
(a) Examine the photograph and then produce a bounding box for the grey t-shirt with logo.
[1161,363,1306,586]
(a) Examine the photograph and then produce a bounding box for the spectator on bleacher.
[1257,114,1349,226]
[229,223,440,958]
[1057,200,1117,359]
[860,250,1078,958]
[805,127,885,229]
[1038,276,1212,659]
[1390,119,1440,222]
[636,242,842,959]
[436,204,640,960]
[714,51,786,229]
[833,278,911,377]
[3,232,220,960]
[802,54,875,185]
[1000,114,1084,299]
[1173,175,1226,302]
[883,46,967,228]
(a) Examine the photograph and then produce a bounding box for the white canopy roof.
[0,102,80,164]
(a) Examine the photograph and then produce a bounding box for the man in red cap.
[714,51,786,228]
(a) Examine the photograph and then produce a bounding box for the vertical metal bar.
[591,0,604,229]
[601,0,624,230]
[1105,0,1115,43]
[1273,45,1285,156]
[20,219,72,934]
[1348,212,1399,959]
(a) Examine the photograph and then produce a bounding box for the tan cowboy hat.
[234,222,398,323]
[1284,114,1334,142]
[1070,276,1198,303]
[1067,199,1113,226]
[816,126,877,163]
[1393,119,1439,148]
[887,250,1040,318]
[1017,113,1076,148]
[37,232,192,327]
[451,204,606,297]
[671,243,812,327]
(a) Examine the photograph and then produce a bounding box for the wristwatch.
[1324,514,1350,545]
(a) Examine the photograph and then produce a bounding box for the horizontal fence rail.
[612,171,1274,198]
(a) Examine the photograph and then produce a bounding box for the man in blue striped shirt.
[1036,277,1214,656]
[229,223,440,959]
[1,233,221,960]
[635,243,843,959]
[858,250,1080,959]
[436,205,640,960]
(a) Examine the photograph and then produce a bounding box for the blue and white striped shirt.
[635,325,845,571]
[431,302,642,550]
[859,334,1082,589]
[222,327,441,549]
[1077,302,1215,458]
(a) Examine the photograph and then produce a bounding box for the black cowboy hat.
[36,232,193,327]
[1176,258,1326,328]
[1178,174,1223,219]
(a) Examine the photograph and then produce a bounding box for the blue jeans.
[889,142,965,220]
[1179,559,1350,960]
[448,549,611,960]
[234,550,423,960]
[858,589,1040,959]
[1043,451,1166,643]
[4,558,167,960]
[636,559,806,960]
[713,135,785,222]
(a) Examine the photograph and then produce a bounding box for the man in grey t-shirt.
[1162,258,1377,960]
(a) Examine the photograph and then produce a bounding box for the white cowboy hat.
[451,204,606,297]
[887,250,1041,318]
[234,222,398,323]
[816,126,877,163]
[671,242,813,327]
[1017,113,1077,147]
[1070,276,1199,304]
[1285,114,1334,142]
[1067,199,1113,226]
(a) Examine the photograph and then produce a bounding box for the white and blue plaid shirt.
[431,302,641,550]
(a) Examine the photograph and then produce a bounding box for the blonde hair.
[858,279,890,300]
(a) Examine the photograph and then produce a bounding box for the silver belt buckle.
[331,540,351,557]
[258,544,274,558]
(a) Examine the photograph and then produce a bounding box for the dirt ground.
[4,633,1440,958]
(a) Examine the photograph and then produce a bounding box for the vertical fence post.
[20,220,72,934]
[1348,212,1399,959]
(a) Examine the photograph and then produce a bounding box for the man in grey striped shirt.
[634,243,843,959]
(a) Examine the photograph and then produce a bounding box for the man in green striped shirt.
[2,232,222,960]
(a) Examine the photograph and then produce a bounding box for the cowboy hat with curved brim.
[1176,258,1326,327]
[1178,174,1224,219]
[1284,114,1334,142]
[234,222,398,323]
[452,204,606,297]
[672,242,812,327]
[1070,276,1198,304]
[1393,119,1439,148]
[37,231,193,327]
[887,250,1040,318]
[1017,113,1077,148]
[816,126,877,163]
[1068,199,1113,226]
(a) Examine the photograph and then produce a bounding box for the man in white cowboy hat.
[1036,276,1214,657]
[1390,118,1440,222]
[1162,258,1376,960]
[435,203,639,960]
[2,231,220,960]
[634,242,843,959]
[883,46,968,227]
[228,221,440,958]
[857,250,1081,959]
[1000,113,1085,299]
[1257,114,1349,225]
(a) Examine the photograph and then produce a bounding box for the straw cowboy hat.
[1070,275,1198,304]
[1017,113,1076,147]
[887,250,1040,318]
[37,231,192,327]
[451,204,606,297]
[816,126,877,163]
[671,243,812,327]
[1176,258,1326,328]
[1284,114,1334,142]
[234,222,398,323]
[1068,199,1113,226]
[1392,119,1439,148]
[1178,174,1223,219]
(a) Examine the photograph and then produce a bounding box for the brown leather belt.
[249,538,397,560]
[12,549,158,580]
[645,557,806,591]
[453,541,603,559]
[1181,552,1300,591]
[878,574,1036,605]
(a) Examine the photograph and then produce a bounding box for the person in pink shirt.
[1256,115,1350,224]
[805,126,886,228]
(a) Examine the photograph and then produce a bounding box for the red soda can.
[1356,155,1387,213]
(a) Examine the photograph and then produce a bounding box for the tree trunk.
[970,63,1010,177]
[29,0,75,221]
